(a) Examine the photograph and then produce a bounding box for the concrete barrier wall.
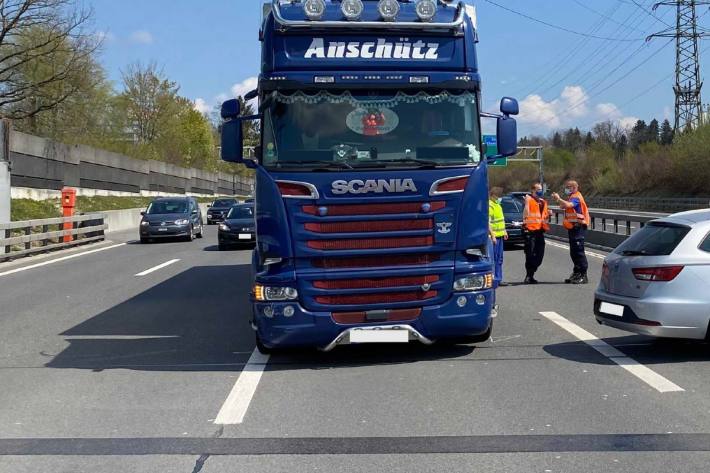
[7,129,254,198]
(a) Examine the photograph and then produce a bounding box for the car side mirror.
[207,204,211,208]
[140,211,146,216]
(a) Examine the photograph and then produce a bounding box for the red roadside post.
[61,188,77,243]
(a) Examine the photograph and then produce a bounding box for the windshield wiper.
[274,160,353,170]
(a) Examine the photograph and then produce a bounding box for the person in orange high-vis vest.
[552,180,591,284]
[522,182,551,284]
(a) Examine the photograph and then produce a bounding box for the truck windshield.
[262,90,481,170]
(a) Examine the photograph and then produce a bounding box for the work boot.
[565,272,580,284]
[571,273,589,285]
[524,276,538,285]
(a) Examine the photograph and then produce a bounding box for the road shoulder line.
[539,311,684,393]
[134,259,181,277]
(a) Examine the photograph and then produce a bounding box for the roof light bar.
[303,0,326,21]
[341,0,364,21]
[378,0,400,21]
[416,0,437,22]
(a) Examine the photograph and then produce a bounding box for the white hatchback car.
[595,209,710,340]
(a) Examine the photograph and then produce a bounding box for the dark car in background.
[218,204,256,250]
[139,197,203,243]
[206,198,238,224]
[501,195,526,245]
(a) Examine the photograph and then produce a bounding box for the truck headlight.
[341,0,363,20]
[453,274,493,291]
[254,284,298,301]
[378,0,399,21]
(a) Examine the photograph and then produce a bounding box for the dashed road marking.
[135,259,180,276]
[214,348,270,425]
[546,240,607,260]
[0,243,126,278]
[539,311,684,393]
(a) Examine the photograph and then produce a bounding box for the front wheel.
[196,224,203,238]
[185,225,195,242]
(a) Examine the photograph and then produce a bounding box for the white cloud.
[231,77,259,101]
[517,85,638,135]
[129,30,153,45]
[618,116,640,130]
[193,98,211,115]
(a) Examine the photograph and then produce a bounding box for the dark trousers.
[524,230,546,277]
[568,225,589,274]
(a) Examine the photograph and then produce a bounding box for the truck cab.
[221,0,519,352]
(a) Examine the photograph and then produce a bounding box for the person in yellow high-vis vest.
[489,186,508,288]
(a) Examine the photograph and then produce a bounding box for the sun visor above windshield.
[271,35,465,71]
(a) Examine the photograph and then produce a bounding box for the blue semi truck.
[220,0,519,353]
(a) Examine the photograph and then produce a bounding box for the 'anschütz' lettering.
[305,38,440,60]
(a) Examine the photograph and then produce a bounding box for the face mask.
[564,188,573,196]
[535,190,544,197]
[497,198,503,204]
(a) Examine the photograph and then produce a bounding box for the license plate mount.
[350,328,409,344]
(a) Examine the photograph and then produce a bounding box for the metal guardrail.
[586,196,710,213]
[1,213,106,261]
[548,208,659,250]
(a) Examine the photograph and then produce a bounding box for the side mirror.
[221,99,240,120]
[500,97,519,116]
[221,118,244,163]
[496,116,517,157]
[140,211,146,216]
[207,204,211,208]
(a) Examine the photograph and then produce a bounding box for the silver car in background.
[594,209,710,340]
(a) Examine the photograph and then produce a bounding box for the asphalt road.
[1,227,709,472]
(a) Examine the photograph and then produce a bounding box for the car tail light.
[632,266,684,282]
[430,176,469,195]
[276,180,318,199]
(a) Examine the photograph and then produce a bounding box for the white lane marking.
[214,349,270,425]
[539,311,684,393]
[0,243,126,277]
[134,259,180,277]
[546,240,606,260]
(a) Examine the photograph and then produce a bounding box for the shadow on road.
[46,264,475,372]
[46,265,255,372]
[544,335,710,366]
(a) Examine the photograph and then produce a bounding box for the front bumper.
[251,290,494,349]
[207,213,226,223]
[219,231,255,244]
[140,225,190,238]
[594,288,709,339]
[504,226,526,243]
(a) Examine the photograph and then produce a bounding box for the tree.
[647,118,660,144]
[629,120,648,150]
[0,0,98,119]
[584,131,594,148]
[592,120,625,146]
[118,62,181,144]
[660,119,674,145]
[552,131,562,148]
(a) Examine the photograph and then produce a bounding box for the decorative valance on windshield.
[270,90,475,108]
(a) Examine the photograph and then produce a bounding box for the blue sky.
[88,0,705,136]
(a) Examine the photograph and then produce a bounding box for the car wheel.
[218,243,228,251]
[185,225,195,242]
[140,237,150,244]
[196,225,203,238]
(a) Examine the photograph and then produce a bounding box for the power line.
[624,0,675,27]
[480,0,645,42]
[571,0,645,32]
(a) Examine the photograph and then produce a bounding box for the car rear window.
[614,222,690,256]
[501,199,522,213]
[700,233,710,253]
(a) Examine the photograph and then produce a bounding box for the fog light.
[263,306,274,318]
[476,295,486,306]
[378,0,400,21]
[457,296,467,308]
[341,0,364,20]
[303,0,326,21]
[283,305,295,317]
[416,0,437,22]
